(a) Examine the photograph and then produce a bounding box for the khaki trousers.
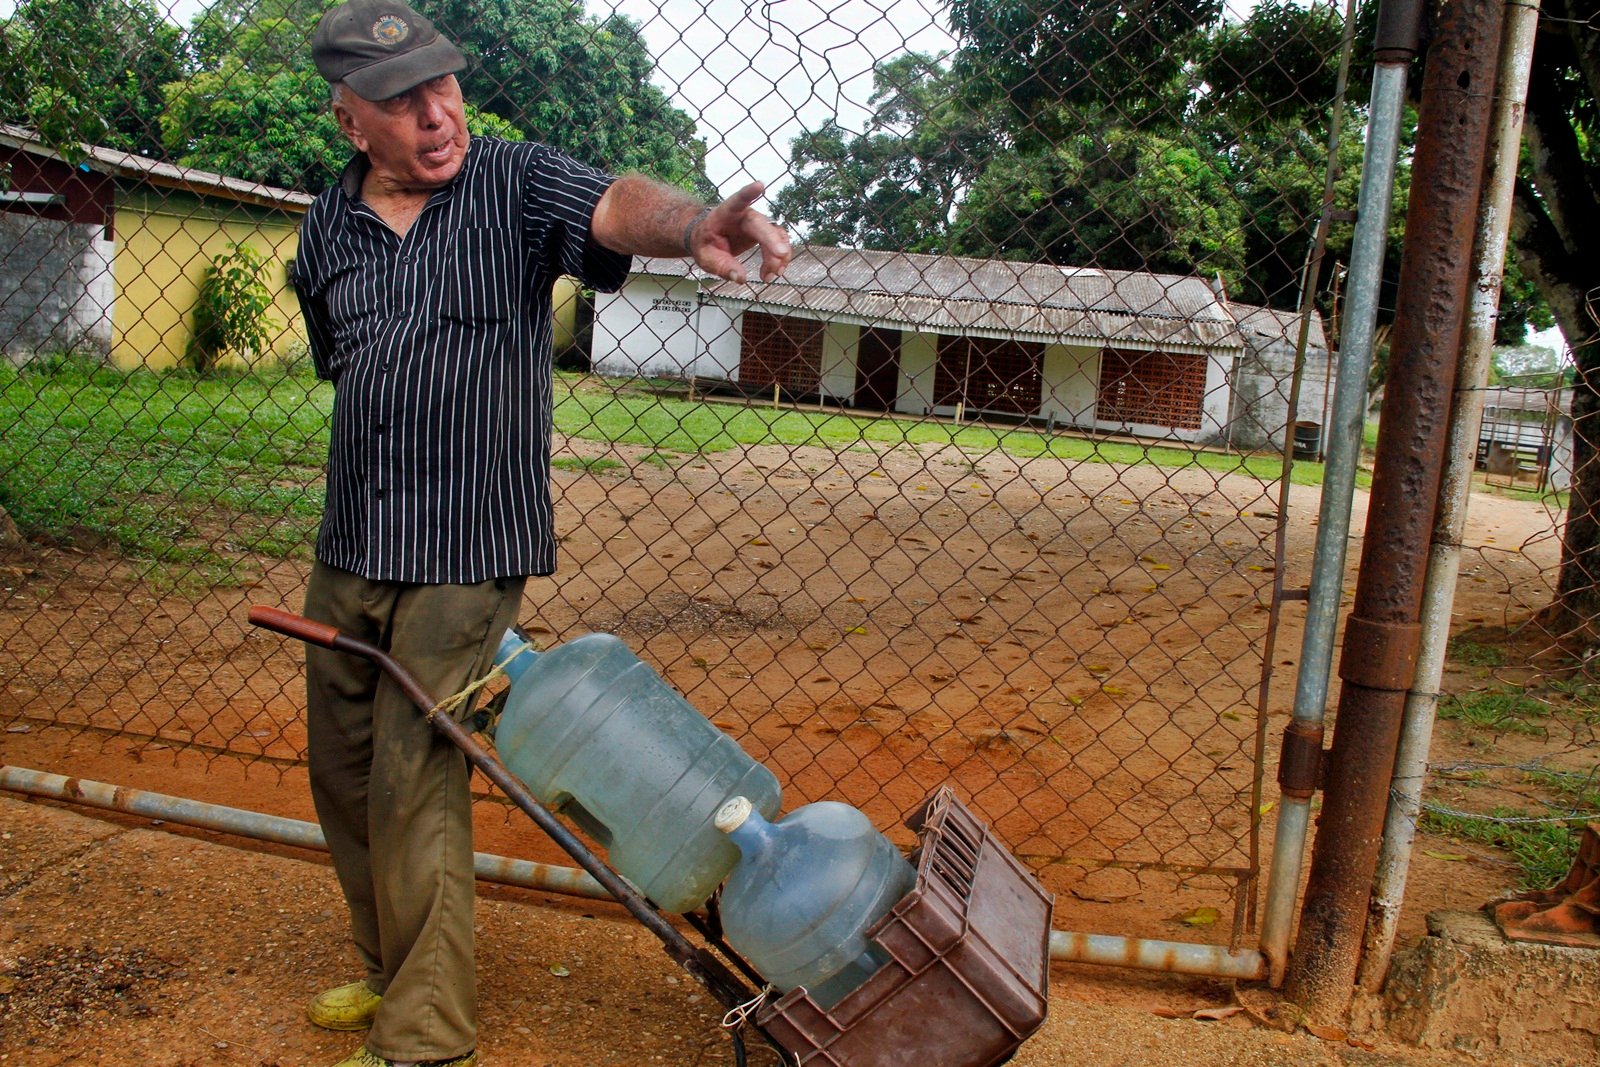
[303,561,526,1062]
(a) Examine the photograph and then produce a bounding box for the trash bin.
[1292,421,1322,460]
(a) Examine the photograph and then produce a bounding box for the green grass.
[1524,766,1600,810]
[1,362,1319,586]
[1420,808,1581,890]
[1447,636,1508,668]
[557,381,1320,485]
[1437,689,1553,735]
[0,359,331,587]
[551,456,624,475]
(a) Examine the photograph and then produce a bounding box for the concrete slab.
[1384,909,1600,1066]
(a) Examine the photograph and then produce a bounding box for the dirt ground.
[0,437,1587,1064]
[0,793,1537,1067]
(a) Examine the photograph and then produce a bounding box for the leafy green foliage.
[429,0,714,198]
[947,0,1221,138]
[774,55,990,253]
[187,243,279,373]
[775,0,1404,314]
[0,0,184,156]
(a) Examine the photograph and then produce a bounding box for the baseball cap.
[312,0,467,102]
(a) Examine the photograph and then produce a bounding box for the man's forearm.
[590,174,707,258]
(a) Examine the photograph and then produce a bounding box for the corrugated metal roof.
[1231,304,1329,351]
[0,124,314,211]
[637,245,1245,352]
[1482,386,1572,415]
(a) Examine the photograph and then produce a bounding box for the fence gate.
[0,0,1359,957]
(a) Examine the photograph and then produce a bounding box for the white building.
[594,244,1333,448]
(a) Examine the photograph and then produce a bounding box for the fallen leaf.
[1422,850,1470,862]
[1302,1020,1348,1043]
[1174,906,1221,926]
[549,964,571,977]
[1193,1006,1245,1022]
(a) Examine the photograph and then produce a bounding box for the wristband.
[681,206,714,255]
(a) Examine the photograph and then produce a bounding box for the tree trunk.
[1512,15,1600,641]
[0,503,18,547]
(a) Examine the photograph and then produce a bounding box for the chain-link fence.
[6,0,1588,949]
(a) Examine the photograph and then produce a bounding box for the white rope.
[720,985,774,1031]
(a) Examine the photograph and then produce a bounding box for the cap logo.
[371,14,410,46]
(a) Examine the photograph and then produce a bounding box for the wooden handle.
[248,606,342,649]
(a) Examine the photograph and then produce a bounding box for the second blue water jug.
[493,630,782,914]
[714,795,919,1009]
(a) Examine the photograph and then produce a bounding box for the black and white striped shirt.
[292,138,629,584]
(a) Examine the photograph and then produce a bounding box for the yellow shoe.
[306,980,383,1031]
[327,1048,478,1067]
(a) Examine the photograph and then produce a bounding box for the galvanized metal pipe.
[1258,0,1423,986]
[0,764,611,900]
[2,765,1267,980]
[1248,0,1364,941]
[1285,0,1506,1024]
[1048,930,1265,980]
[1357,0,1542,993]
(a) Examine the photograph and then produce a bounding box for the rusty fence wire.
[0,0,1441,943]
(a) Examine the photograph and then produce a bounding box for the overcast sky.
[0,0,960,195]
[600,0,956,193]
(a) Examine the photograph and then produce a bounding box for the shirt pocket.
[441,226,519,324]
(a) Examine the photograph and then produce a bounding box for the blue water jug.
[714,795,919,1009]
[493,631,782,914]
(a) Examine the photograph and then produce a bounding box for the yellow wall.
[552,275,580,352]
[111,188,307,371]
[111,185,581,369]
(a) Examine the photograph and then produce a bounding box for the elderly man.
[289,3,791,1065]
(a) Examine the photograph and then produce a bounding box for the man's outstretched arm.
[590,175,792,284]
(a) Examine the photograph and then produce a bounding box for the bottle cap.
[714,796,753,833]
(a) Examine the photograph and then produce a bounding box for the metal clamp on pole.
[1276,720,1326,800]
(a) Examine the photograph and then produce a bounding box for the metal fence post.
[1283,0,1508,1024]
[1258,0,1423,986]
[1356,0,1543,992]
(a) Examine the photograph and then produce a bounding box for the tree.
[0,0,184,157]
[775,0,1396,312]
[945,121,1248,286]
[163,8,522,193]
[946,0,1222,141]
[162,13,349,191]
[1512,0,1600,636]
[429,0,715,198]
[773,54,995,252]
[156,0,712,196]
